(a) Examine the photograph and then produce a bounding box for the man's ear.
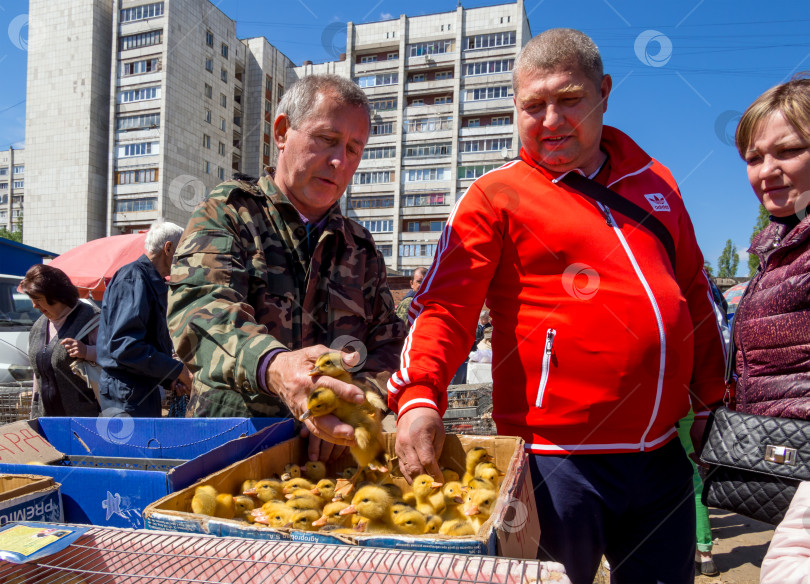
[163,240,175,257]
[274,114,290,150]
[600,74,612,113]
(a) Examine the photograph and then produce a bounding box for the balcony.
[403,102,453,118]
[354,59,399,75]
[459,124,513,138]
[459,98,513,115]
[406,52,456,69]
[405,77,454,94]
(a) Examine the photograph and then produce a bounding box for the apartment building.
[0,148,24,234]
[24,0,293,253]
[296,1,530,273]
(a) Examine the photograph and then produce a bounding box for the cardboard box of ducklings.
[143,433,540,558]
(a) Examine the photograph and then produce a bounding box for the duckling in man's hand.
[301,352,388,483]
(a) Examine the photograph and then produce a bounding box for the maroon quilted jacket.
[733,216,810,420]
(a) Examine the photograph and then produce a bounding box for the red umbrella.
[48,233,148,300]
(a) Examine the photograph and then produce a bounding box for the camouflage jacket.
[395,296,413,323]
[167,175,407,417]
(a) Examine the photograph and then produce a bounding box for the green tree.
[0,227,21,243]
[748,205,770,276]
[717,239,739,278]
[703,260,714,277]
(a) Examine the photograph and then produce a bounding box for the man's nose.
[543,105,563,130]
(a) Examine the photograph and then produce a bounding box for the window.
[410,74,426,83]
[204,109,212,123]
[358,220,393,233]
[116,168,158,184]
[217,166,225,180]
[12,180,23,189]
[357,73,398,88]
[218,141,226,156]
[121,58,160,77]
[353,171,392,185]
[119,86,160,103]
[120,3,164,23]
[362,146,396,160]
[403,142,451,158]
[0,168,6,175]
[404,168,451,182]
[434,96,452,105]
[220,93,227,107]
[467,118,480,127]
[265,75,273,93]
[203,134,211,149]
[464,58,514,76]
[435,71,452,80]
[205,30,214,47]
[360,55,377,63]
[348,196,394,209]
[387,52,398,60]
[460,137,512,152]
[466,31,516,50]
[221,69,228,83]
[403,116,452,133]
[205,58,214,73]
[120,30,162,51]
[491,116,511,125]
[402,193,447,207]
[399,243,438,257]
[458,164,499,179]
[204,83,213,98]
[408,39,454,57]
[114,198,157,213]
[118,142,158,157]
[410,98,424,107]
[220,117,226,132]
[263,144,271,157]
[463,86,512,101]
[0,183,6,190]
[378,244,392,257]
[369,98,397,111]
[221,43,229,59]
[404,220,445,232]
[12,166,24,175]
[116,112,160,131]
[370,122,394,136]
[203,160,210,174]
[277,84,283,102]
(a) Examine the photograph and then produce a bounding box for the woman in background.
[20,264,101,417]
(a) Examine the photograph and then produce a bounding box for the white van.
[0,273,39,386]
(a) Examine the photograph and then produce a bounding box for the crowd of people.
[18,26,810,583]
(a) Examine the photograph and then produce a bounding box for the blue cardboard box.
[0,475,62,526]
[0,417,294,529]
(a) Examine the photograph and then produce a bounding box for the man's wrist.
[258,349,288,395]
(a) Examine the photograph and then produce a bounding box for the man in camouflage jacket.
[167,74,406,457]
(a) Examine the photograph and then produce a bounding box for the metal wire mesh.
[0,382,34,424]
[0,526,565,583]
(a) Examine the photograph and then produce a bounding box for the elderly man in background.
[395,267,427,323]
[96,219,192,417]
[168,74,406,461]
[389,29,726,583]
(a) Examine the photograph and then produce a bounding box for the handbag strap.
[561,171,677,272]
[73,314,100,342]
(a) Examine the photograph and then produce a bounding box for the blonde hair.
[513,28,603,93]
[735,73,810,158]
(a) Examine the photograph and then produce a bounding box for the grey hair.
[513,28,604,93]
[278,74,370,130]
[144,218,184,254]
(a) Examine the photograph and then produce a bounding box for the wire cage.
[443,417,497,436]
[0,524,568,583]
[444,384,493,420]
[0,382,35,424]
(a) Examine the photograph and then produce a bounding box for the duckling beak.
[453,495,464,504]
[243,488,257,496]
[308,367,320,376]
[339,505,357,516]
[311,488,321,496]
[465,505,480,516]
[299,410,312,421]
[430,481,443,489]
[283,521,293,529]
[311,516,327,528]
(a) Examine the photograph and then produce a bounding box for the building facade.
[0,148,24,234]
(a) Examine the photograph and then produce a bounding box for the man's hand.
[266,345,364,458]
[60,338,87,359]
[172,365,193,396]
[690,415,709,467]
[395,407,445,484]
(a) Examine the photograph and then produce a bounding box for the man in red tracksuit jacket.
[389,28,726,584]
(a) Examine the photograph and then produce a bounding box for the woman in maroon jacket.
[733,74,810,420]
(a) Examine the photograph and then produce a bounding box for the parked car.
[0,273,39,386]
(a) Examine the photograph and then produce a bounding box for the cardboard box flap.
[0,421,63,465]
[0,474,56,504]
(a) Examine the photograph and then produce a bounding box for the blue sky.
[1,0,809,276]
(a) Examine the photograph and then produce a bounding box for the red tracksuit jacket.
[388,126,726,455]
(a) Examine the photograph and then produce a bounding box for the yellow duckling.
[411,474,445,516]
[280,463,302,482]
[463,447,493,486]
[439,519,476,536]
[253,502,292,527]
[390,501,414,518]
[244,479,285,503]
[302,461,327,482]
[441,468,461,483]
[285,508,321,531]
[463,488,498,531]
[392,507,427,535]
[338,484,395,533]
[240,479,257,494]
[233,495,256,522]
[475,462,504,489]
[302,353,388,480]
[311,500,352,529]
[285,489,323,512]
[340,467,359,481]
[424,514,443,534]
[311,478,337,504]
[190,485,218,515]
[440,481,467,523]
[282,477,316,495]
[467,477,496,491]
[214,493,235,519]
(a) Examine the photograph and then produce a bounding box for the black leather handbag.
[700,406,810,525]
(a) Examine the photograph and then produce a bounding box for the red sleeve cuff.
[387,382,447,417]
